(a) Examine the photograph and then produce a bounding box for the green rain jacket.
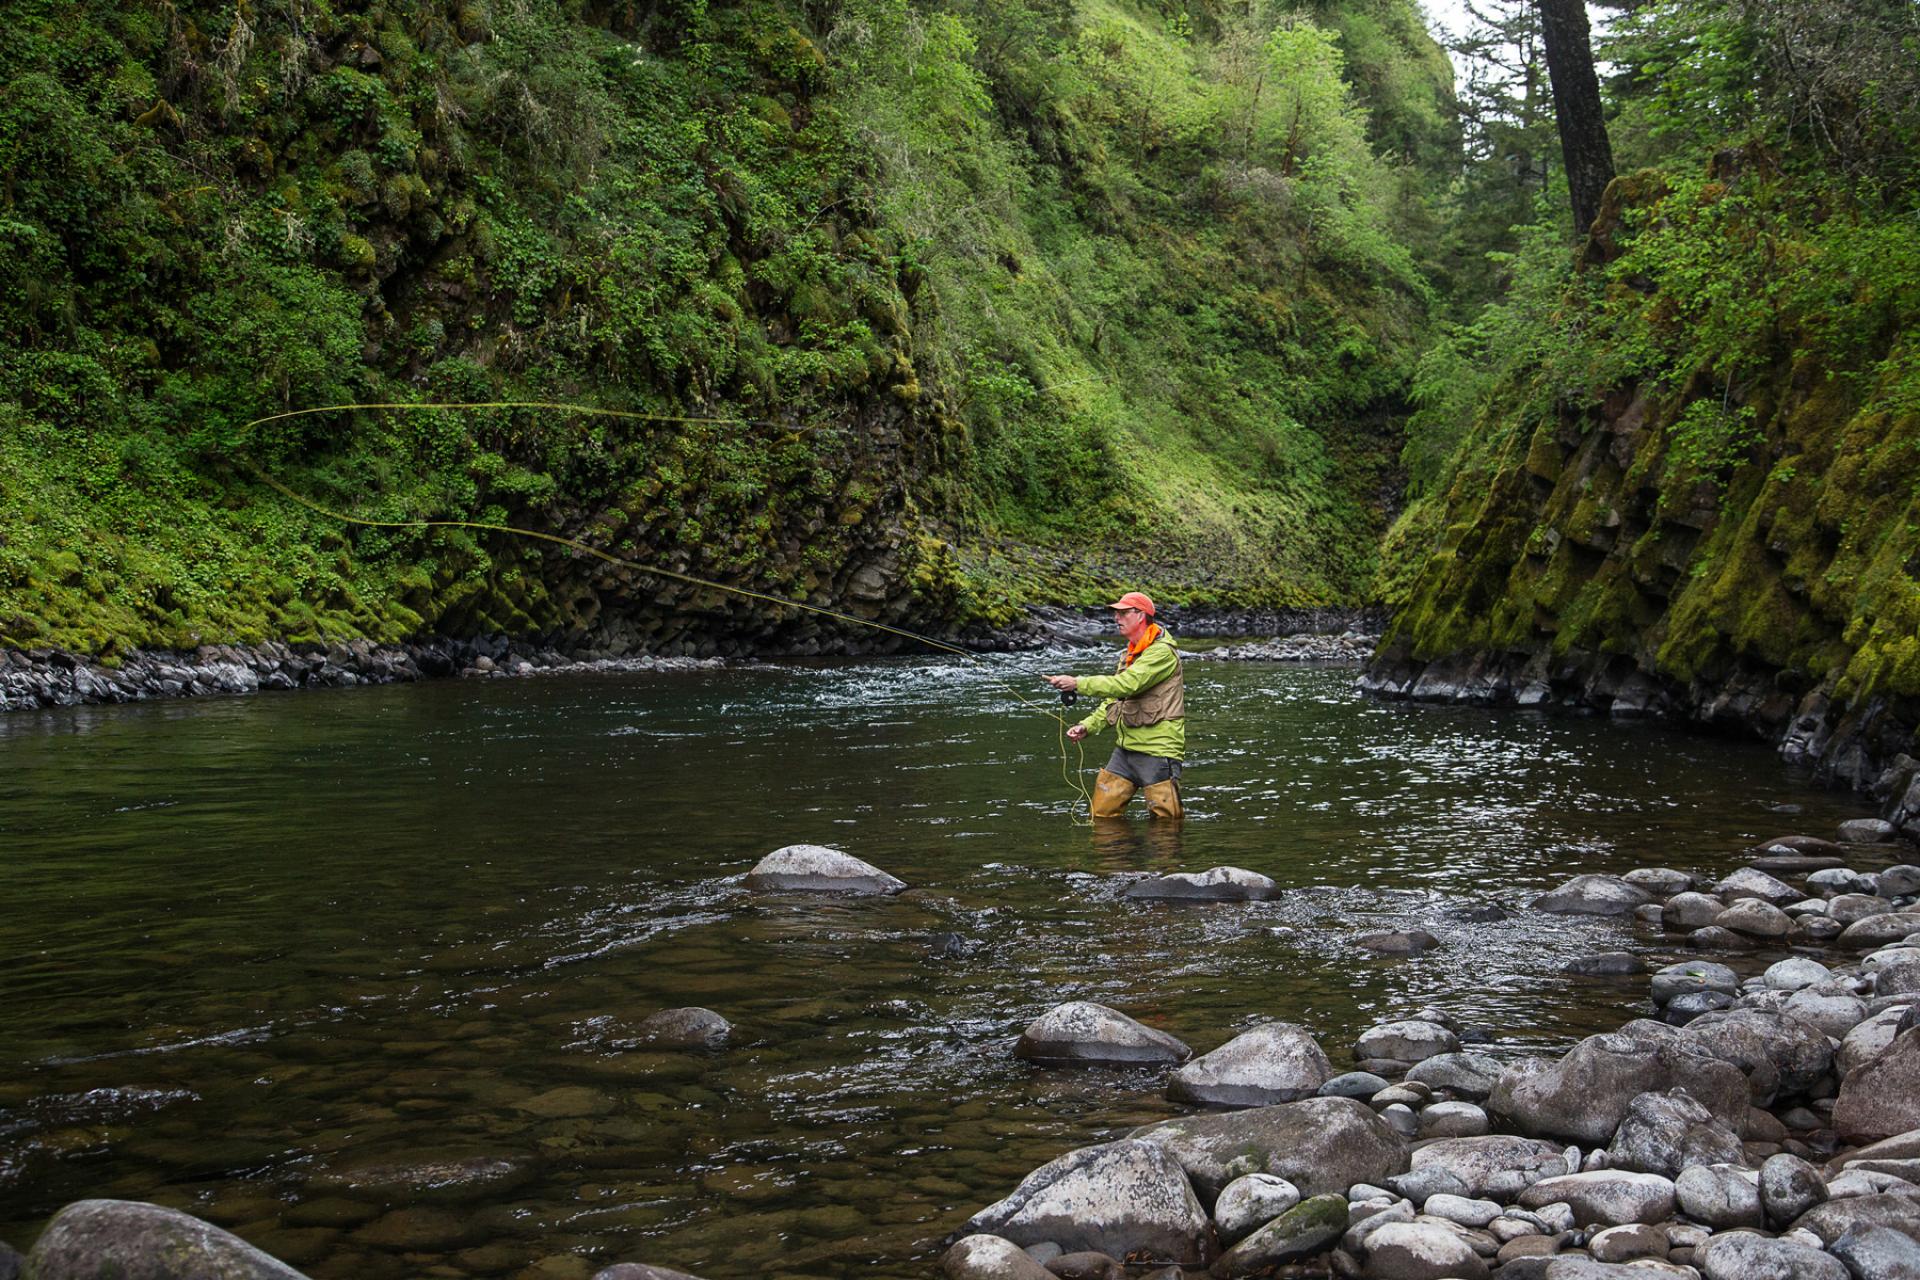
[1074,632,1185,760]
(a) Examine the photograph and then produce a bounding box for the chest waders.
[1090,644,1184,820]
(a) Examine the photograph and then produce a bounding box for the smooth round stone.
[1716,867,1802,906]
[1663,892,1726,932]
[1841,913,1920,948]
[1355,1020,1459,1064]
[1167,1022,1331,1106]
[1761,1152,1829,1227]
[1696,1231,1848,1280]
[1357,929,1441,955]
[1210,1194,1348,1275]
[1838,819,1896,844]
[1674,1163,1763,1229]
[1832,894,1892,926]
[1354,1221,1490,1280]
[1830,1224,1920,1280]
[1532,875,1653,916]
[1717,898,1791,939]
[1406,1053,1503,1100]
[1385,1165,1469,1207]
[1320,1071,1391,1099]
[1623,868,1694,895]
[1419,1101,1489,1139]
[1689,925,1757,950]
[26,1201,308,1280]
[1517,1171,1676,1226]
[1764,958,1832,992]
[744,844,906,895]
[1809,868,1873,897]
[943,1234,1056,1280]
[1879,865,1920,898]
[1651,961,1739,1005]
[1588,1222,1668,1263]
[1422,1193,1501,1227]
[1662,990,1734,1024]
[1213,1174,1302,1245]
[1015,1002,1190,1066]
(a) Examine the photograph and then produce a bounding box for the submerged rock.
[744,845,905,894]
[1131,1096,1408,1199]
[630,1007,731,1049]
[593,1266,707,1280]
[28,1200,309,1280]
[1532,875,1652,916]
[1124,867,1277,902]
[307,1152,534,1203]
[1015,1002,1190,1066]
[1167,1022,1331,1107]
[962,1139,1214,1266]
[1356,928,1441,955]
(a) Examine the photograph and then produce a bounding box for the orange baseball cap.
[1107,591,1156,615]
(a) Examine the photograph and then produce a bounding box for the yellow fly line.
[238,400,1094,823]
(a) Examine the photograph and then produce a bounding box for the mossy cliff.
[0,0,1453,657]
[1368,153,1920,795]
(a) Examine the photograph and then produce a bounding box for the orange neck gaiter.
[1122,622,1162,667]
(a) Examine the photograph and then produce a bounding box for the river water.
[0,651,1872,1277]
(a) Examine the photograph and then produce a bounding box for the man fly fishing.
[1044,592,1185,820]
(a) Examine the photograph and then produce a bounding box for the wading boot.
[1143,780,1183,820]
[1091,768,1136,818]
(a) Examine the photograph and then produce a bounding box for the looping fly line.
[239,401,1094,824]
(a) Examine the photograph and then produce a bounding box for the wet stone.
[1168,1022,1332,1107]
[1663,990,1734,1025]
[308,1152,535,1204]
[628,1008,730,1049]
[1716,898,1791,939]
[1355,1020,1459,1064]
[1015,1001,1191,1067]
[1406,1052,1503,1100]
[962,1139,1212,1266]
[1764,958,1833,992]
[1563,953,1645,977]
[1212,1174,1302,1245]
[744,844,906,895]
[1320,1071,1391,1099]
[1651,961,1739,1007]
[1663,893,1726,932]
[353,1205,474,1250]
[1124,866,1277,902]
[1623,868,1693,896]
[1131,1096,1410,1199]
[1357,929,1441,955]
[1532,875,1652,916]
[1717,867,1802,906]
[27,1200,309,1280]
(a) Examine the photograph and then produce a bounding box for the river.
[0,651,1870,1278]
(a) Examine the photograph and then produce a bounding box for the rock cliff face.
[1365,260,1920,823]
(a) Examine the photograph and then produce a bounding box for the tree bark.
[1536,0,1615,233]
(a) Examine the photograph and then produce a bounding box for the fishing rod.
[237,401,1096,823]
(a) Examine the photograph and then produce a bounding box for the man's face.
[1113,607,1148,640]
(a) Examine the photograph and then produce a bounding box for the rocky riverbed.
[11,833,1920,1279]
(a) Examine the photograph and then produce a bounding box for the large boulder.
[1841,914,1920,948]
[744,845,905,894]
[1516,1171,1676,1226]
[1829,1224,1920,1280]
[1839,1007,1914,1077]
[1015,1002,1191,1066]
[1352,1221,1490,1280]
[960,1139,1214,1265]
[1679,1009,1835,1105]
[1532,875,1652,915]
[1674,1164,1763,1229]
[1168,1022,1331,1107]
[27,1200,309,1280]
[1130,1097,1408,1200]
[1833,1029,1920,1141]
[1695,1232,1847,1280]
[1125,867,1277,902]
[1607,1089,1744,1176]
[1488,1023,1749,1143]
[1409,1135,1571,1199]
[1206,1194,1345,1277]
[1663,893,1727,932]
[1792,1194,1920,1244]
[1354,1020,1459,1064]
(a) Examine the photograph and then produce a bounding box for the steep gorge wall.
[1366,170,1920,816]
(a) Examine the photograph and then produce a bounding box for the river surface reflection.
[0,653,1873,1277]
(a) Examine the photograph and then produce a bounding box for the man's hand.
[1044,674,1078,692]
[1066,724,1089,742]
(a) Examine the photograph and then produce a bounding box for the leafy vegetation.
[0,0,1454,653]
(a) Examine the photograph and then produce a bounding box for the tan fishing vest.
[1105,639,1185,728]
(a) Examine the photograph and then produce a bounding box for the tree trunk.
[1536,0,1615,233]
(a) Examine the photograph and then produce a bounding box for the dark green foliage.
[0,0,1457,651]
